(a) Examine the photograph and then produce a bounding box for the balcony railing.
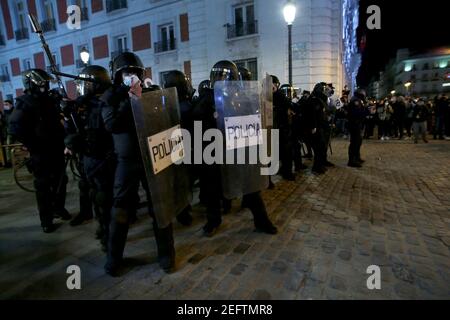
[46,65,60,73]
[0,34,5,46]
[0,74,11,82]
[80,7,89,21]
[15,28,29,41]
[106,0,127,13]
[154,39,176,53]
[41,18,56,32]
[110,48,130,60]
[227,20,258,39]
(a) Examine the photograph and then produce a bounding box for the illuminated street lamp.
[283,1,296,85]
[404,81,412,96]
[391,90,396,95]
[80,47,90,66]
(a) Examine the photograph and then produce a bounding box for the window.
[116,35,128,52]
[234,58,258,80]
[16,1,27,30]
[46,52,59,73]
[42,0,55,20]
[155,24,176,53]
[72,0,89,20]
[228,2,257,38]
[40,0,56,32]
[106,0,128,13]
[0,64,10,82]
[22,58,32,70]
[160,71,172,87]
[111,35,128,59]
[15,1,29,40]
[76,44,90,68]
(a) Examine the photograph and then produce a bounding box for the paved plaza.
[0,138,449,300]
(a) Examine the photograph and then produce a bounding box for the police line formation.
[7,50,369,277]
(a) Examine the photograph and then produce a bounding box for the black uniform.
[347,96,367,166]
[303,93,328,173]
[101,84,174,275]
[9,91,69,229]
[273,89,295,179]
[193,88,277,236]
[65,94,116,245]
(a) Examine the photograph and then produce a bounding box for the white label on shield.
[224,114,263,150]
[147,125,184,174]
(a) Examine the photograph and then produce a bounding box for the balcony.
[0,74,11,82]
[227,20,258,39]
[106,0,127,13]
[41,18,56,32]
[110,48,130,60]
[15,28,29,41]
[154,39,176,53]
[0,34,5,46]
[80,7,89,21]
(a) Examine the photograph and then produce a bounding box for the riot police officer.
[347,89,368,167]
[194,60,277,237]
[64,65,115,250]
[280,83,307,173]
[303,82,334,174]
[9,69,70,233]
[101,52,175,275]
[162,70,195,226]
[272,78,296,180]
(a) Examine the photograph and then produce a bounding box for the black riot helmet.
[110,52,145,84]
[271,75,281,90]
[163,70,194,101]
[354,88,367,101]
[76,65,112,96]
[313,82,334,98]
[210,60,239,88]
[22,69,53,93]
[198,79,210,97]
[238,66,252,81]
[280,84,294,99]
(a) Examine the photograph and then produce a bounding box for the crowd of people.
[334,93,450,143]
[1,48,447,278]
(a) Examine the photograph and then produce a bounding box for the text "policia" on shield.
[147,125,185,175]
[225,114,263,150]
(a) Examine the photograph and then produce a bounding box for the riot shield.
[131,88,191,228]
[214,81,270,199]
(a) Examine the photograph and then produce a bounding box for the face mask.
[4,105,11,111]
[39,87,46,93]
[123,74,138,87]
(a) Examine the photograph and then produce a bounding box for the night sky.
[357,0,450,87]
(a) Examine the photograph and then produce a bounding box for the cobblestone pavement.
[0,138,449,300]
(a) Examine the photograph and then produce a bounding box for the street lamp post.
[80,47,90,66]
[404,81,412,96]
[283,1,296,86]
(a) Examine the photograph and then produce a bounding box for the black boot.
[70,211,93,226]
[105,208,129,277]
[176,206,193,226]
[246,193,278,235]
[153,221,175,273]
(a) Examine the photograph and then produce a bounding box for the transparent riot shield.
[131,88,191,228]
[214,81,270,199]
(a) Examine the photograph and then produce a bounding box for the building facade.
[0,0,360,106]
[370,48,450,99]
